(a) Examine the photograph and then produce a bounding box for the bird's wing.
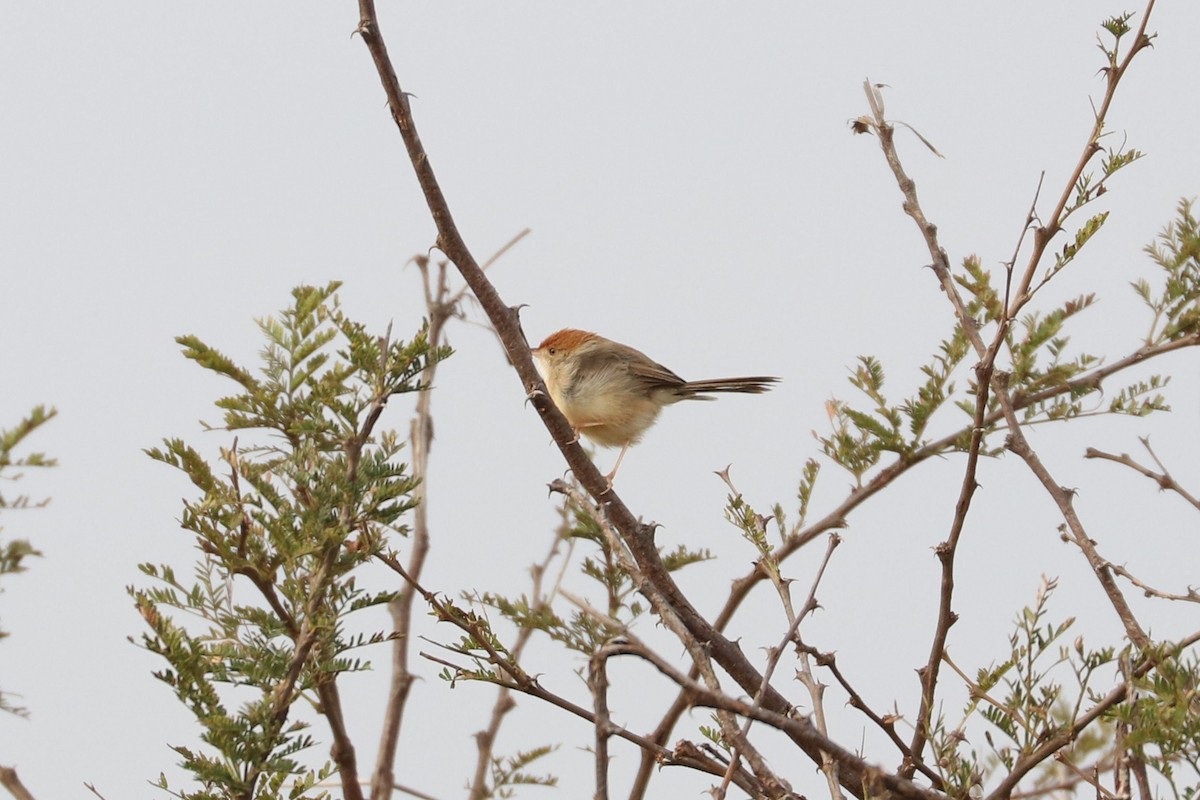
[626,355,687,391]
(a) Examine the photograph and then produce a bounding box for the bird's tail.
[676,376,778,399]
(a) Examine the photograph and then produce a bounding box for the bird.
[531,328,778,482]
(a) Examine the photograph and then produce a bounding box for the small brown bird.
[532,328,778,481]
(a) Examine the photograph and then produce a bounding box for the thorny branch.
[368,259,443,798]
[984,629,1200,800]
[382,548,770,797]
[632,330,1198,794]
[855,0,1186,789]
[467,510,572,800]
[780,535,845,800]
[1085,438,1200,511]
[349,3,1200,800]
[372,233,529,800]
[353,5,947,799]
[587,647,613,800]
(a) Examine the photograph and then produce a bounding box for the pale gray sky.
[2,3,1198,799]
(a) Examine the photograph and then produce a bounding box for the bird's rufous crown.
[536,329,598,352]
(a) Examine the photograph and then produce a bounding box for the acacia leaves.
[819,202,1195,487]
[133,283,446,799]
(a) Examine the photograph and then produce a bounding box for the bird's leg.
[604,441,633,487]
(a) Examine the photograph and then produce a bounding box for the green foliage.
[1050,212,1109,280]
[819,397,887,485]
[699,718,729,752]
[1110,648,1200,800]
[132,283,445,799]
[820,193,1199,487]
[484,745,559,798]
[954,256,1005,327]
[0,405,56,717]
[795,457,821,525]
[0,404,57,517]
[1107,375,1171,417]
[902,323,971,444]
[1136,198,1200,345]
[819,324,983,482]
[1006,294,1102,421]
[933,578,1118,799]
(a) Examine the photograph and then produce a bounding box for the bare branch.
[1105,561,1200,603]
[857,5,1163,776]
[374,230,525,800]
[789,536,846,800]
[0,766,36,800]
[588,648,613,800]
[1008,434,1150,649]
[1085,440,1200,511]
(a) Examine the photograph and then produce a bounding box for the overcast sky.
[2,3,1198,799]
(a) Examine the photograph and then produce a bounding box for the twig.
[906,352,994,776]
[941,652,1035,741]
[1106,561,1200,603]
[1008,759,1114,800]
[318,680,361,799]
[1005,1,1157,320]
[857,5,1163,773]
[1003,173,1046,314]
[467,511,571,800]
[861,79,1001,777]
[1085,440,1200,511]
[588,648,613,800]
[984,628,1200,800]
[632,332,1200,796]
[806,646,943,788]
[0,766,36,800]
[1051,752,1118,800]
[557,502,790,800]
[788,537,845,800]
[1013,446,1149,649]
[374,231,525,800]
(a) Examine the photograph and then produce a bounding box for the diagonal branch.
[1006,1,1157,319]
[857,2,1161,781]
[631,330,1198,794]
[353,7,942,799]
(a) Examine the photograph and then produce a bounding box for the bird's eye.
[548,347,557,355]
